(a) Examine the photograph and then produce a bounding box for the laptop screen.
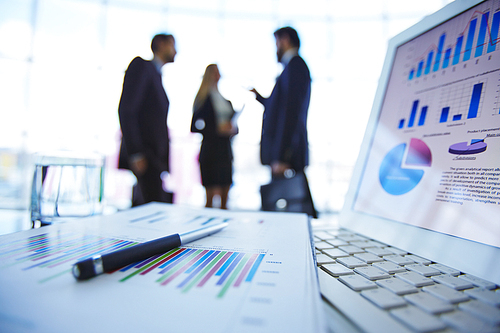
[351,0,500,249]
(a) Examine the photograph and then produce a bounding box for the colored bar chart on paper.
[0,203,323,333]
[0,232,266,298]
[0,232,138,283]
[119,246,266,298]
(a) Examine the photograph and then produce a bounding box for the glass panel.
[0,0,33,60]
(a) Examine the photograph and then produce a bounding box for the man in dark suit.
[118,34,176,206]
[251,26,311,177]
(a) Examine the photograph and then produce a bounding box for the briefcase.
[260,172,317,218]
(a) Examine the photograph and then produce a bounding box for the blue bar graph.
[453,114,463,121]
[408,10,500,82]
[216,253,244,285]
[245,254,265,282]
[433,34,446,71]
[467,83,483,119]
[417,61,424,77]
[475,12,489,57]
[409,69,415,80]
[443,48,451,68]
[488,11,500,53]
[408,100,419,127]
[398,119,405,129]
[453,35,464,65]
[418,106,428,126]
[425,51,434,75]
[463,18,477,61]
[440,107,450,123]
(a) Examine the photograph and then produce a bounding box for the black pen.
[72,222,228,280]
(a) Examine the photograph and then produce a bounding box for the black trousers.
[132,166,172,207]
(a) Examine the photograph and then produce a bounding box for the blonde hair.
[193,64,218,111]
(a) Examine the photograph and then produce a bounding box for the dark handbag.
[260,172,317,218]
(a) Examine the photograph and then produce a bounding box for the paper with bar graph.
[0,203,326,333]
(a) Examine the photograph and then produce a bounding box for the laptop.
[313,0,500,331]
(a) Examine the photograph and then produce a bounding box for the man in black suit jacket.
[118,34,176,206]
[251,27,311,177]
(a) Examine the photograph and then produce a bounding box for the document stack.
[0,203,326,332]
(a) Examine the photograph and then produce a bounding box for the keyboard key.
[339,274,377,291]
[459,274,497,290]
[386,247,408,256]
[316,253,335,265]
[459,300,500,325]
[354,266,391,280]
[432,275,474,290]
[441,310,499,333]
[366,247,394,257]
[326,238,348,247]
[337,256,368,268]
[323,248,350,259]
[422,284,470,304]
[361,288,407,309]
[405,264,441,277]
[404,292,454,314]
[349,240,380,249]
[322,229,342,237]
[383,254,415,266]
[315,241,334,250]
[314,231,337,240]
[405,255,431,265]
[396,272,434,287]
[321,263,353,277]
[377,277,418,295]
[428,263,460,276]
[354,252,385,264]
[464,288,500,307]
[338,245,365,255]
[390,305,446,332]
[373,261,407,274]
[337,234,367,242]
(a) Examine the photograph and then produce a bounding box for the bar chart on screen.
[437,79,487,123]
[397,78,491,129]
[407,8,500,81]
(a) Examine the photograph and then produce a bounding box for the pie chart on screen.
[379,138,432,195]
[448,139,487,155]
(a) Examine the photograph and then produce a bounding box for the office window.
[0,0,453,212]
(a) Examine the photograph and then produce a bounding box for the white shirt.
[210,89,233,125]
[281,48,299,66]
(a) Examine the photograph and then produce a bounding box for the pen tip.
[72,265,81,279]
[72,259,96,280]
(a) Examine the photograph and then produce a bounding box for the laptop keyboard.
[314,227,500,333]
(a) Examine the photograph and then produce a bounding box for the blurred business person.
[191,64,237,209]
[251,26,311,177]
[118,33,176,206]
[251,27,316,217]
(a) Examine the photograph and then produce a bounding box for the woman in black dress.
[191,64,237,209]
